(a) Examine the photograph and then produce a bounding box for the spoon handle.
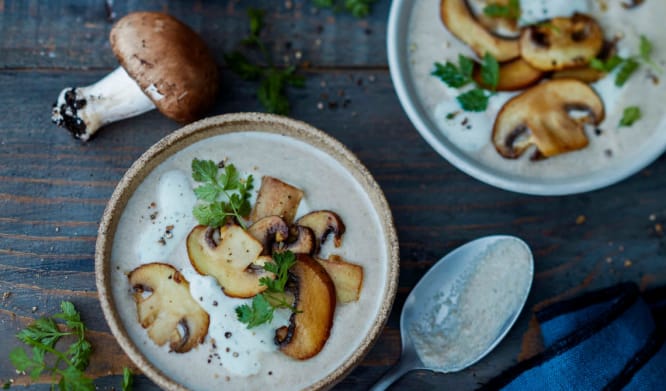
[368,347,420,391]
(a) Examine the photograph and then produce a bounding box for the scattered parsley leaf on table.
[122,367,133,391]
[237,251,299,329]
[191,159,254,229]
[224,8,305,115]
[9,301,94,391]
[313,0,378,18]
[619,106,642,127]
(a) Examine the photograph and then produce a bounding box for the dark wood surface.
[1,1,665,390]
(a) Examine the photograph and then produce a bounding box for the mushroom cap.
[520,13,604,71]
[110,12,219,123]
[492,79,605,159]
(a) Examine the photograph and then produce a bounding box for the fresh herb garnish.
[224,8,305,115]
[431,55,474,88]
[432,52,498,111]
[9,301,94,390]
[191,159,254,229]
[480,52,500,91]
[122,367,133,391]
[619,106,642,127]
[312,0,378,18]
[236,251,298,329]
[591,35,661,87]
[483,0,521,20]
[457,88,491,112]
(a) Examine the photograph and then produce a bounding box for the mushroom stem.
[51,66,156,141]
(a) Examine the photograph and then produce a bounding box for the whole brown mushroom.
[51,12,219,141]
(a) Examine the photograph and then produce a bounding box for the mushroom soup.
[110,132,389,390]
[408,0,666,178]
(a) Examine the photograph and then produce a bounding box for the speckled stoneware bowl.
[95,113,399,391]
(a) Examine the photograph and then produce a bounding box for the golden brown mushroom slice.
[247,216,289,255]
[128,263,209,353]
[552,66,606,83]
[316,255,364,304]
[187,224,272,298]
[274,225,316,255]
[441,0,520,62]
[473,0,521,38]
[492,79,605,159]
[275,254,336,360]
[520,14,604,71]
[296,210,346,253]
[249,176,304,225]
[474,58,544,91]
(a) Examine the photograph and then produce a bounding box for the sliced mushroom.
[247,216,289,255]
[274,225,316,255]
[249,176,304,225]
[473,0,521,38]
[474,58,544,91]
[296,210,346,253]
[520,14,604,71]
[552,67,605,83]
[316,255,364,304]
[128,263,209,353]
[492,79,605,159]
[440,0,520,62]
[275,254,336,360]
[187,224,272,298]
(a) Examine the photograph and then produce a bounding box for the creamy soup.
[110,132,389,390]
[407,0,666,179]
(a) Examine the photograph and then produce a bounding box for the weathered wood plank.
[0,0,389,70]
[0,69,665,390]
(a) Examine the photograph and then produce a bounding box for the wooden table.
[1,1,665,389]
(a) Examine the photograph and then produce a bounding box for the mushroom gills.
[52,67,156,141]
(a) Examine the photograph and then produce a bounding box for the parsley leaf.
[589,55,623,73]
[619,106,642,127]
[616,58,640,87]
[483,0,521,20]
[457,89,490,112]
[225,8,304,115]
[481,52,500,91]
[122,367,133,391]
[191,159,254,229]
[236,294,275,329]
[313,0,378,18]
[9,301,93,390]
[236,251,299,328]
[432,55,474,88]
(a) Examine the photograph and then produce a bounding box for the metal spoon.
[370,235,534,391]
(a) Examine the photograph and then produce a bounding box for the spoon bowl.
[371,235,534,390]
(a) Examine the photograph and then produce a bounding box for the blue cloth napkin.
[480,283,666,390]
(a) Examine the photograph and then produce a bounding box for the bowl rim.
[95,112,400,391]
[387,0,666,196]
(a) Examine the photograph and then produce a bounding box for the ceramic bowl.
[388,0,666,195]
[95,113,399,390]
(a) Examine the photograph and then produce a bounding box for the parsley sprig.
[236,251,298,329]
[191,159,254,229]
[8,301,94,390]
[312,0,378,18]
[619,106,642,127]
[590,35,662,87]
[224,8,305,115]
[432,53,499,111]
[483,0,520,20]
